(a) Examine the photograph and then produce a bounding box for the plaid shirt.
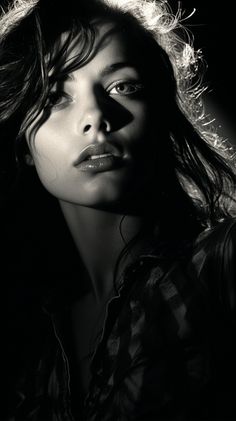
[10,218,236,421]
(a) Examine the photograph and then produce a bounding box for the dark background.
[0,0,235,143]
[1,0,235,418]
[169,0,236,146]
[0,0,235,146]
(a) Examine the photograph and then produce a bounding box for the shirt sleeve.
[218,218,236,324]
[192,217,236,325]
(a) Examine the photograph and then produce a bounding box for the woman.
[1,0,236,420]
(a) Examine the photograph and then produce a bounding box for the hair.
[0,0,236,233]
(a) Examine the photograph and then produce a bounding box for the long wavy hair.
[0,0,236,234]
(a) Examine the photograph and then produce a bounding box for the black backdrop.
[1,1,236,418]
[0,0,235,142]
[169,0,236,146]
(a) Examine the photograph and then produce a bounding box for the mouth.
[85,153,114,161]
[75,153,124,173]
[74,144,124,172]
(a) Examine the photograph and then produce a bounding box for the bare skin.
[27,21,159,395]
[60,203,152,395]
[60,203,147,302]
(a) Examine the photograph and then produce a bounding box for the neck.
[59,201,153,303]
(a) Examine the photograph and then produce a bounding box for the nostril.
[83,124,91,133]
[100,120,110,132]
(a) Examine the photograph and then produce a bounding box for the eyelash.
[107,80,144,96]
[47,80,144,111]
[47,91,72,110]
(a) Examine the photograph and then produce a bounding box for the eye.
[47,90,73,111]
[107,80,144,96]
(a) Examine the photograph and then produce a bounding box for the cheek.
[125,101,149,135]
[125,102,155,154]
[33,154,59,185]
[123,103,160,187]
[29,124,69,185]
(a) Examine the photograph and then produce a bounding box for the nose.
[78,86,132,137]
[80,91,112,138]
[82,113,111,136]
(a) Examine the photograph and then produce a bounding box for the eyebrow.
[100,61,139,78]
[51,61,138,84]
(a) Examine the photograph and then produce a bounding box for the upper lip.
[74,143,122,166]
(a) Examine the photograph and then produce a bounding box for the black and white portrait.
[1,1,235,420]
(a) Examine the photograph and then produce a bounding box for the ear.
[24,153,35,166]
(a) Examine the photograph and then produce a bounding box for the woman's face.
[27,21,165,212]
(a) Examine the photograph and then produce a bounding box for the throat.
[59,203,144,301]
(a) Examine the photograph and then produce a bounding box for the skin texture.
[26,21,160,212]
[26,20,167,297]
[25,21,165,302]
[24,20,170,395]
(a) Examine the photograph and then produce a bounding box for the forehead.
[77,20,144,68]
[48,18,169,91]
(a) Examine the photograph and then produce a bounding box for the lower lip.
[76,156,124,173]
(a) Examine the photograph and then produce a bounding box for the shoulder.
[196,217,236,248]
[191,217,236,273]
[189,217,236,322]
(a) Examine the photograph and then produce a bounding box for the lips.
[74,143,123,167]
